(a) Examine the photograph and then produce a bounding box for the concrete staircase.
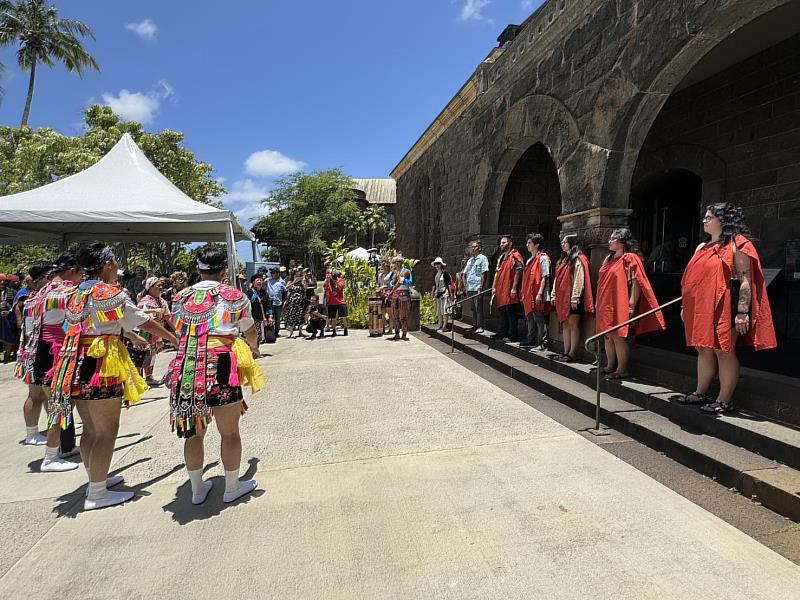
[422,320,800,522]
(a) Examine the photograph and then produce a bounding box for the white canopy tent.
[0,133,254,271]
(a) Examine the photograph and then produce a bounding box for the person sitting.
[305,295,327,339]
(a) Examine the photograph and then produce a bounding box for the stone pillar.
[557,207,633,274]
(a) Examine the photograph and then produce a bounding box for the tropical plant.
[419,292,436,326]
[363,205,389,248]
[322,236,348,267]
[0,0,100,126]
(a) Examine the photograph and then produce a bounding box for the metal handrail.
[447,289,492,353]
[583,295,682,433]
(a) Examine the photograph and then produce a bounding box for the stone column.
[557,207,633,274]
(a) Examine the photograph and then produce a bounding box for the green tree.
[344,212,366,247]
[363,205,389,248]
[0,0,99,126]
[253,168,360,268]
[0,105,226,274]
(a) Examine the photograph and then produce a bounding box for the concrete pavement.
[1,331,799,599]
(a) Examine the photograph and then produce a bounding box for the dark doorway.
[497,143,562,258]
[629,169,703,354]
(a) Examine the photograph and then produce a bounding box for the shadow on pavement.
[50,457,157,518]
[114,434,153,452]
[162,457,264,525]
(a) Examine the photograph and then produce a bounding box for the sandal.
[558,355,575,363]
[700,401,735,415]
[606,372,630,380]
[676,392,708,405]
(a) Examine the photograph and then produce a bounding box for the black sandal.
[676,392,708,405]
[700,401,735,415]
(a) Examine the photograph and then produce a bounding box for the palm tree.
[344,213,366,246]
[0,0,99,126]
[364,205,389,248]
[0,59,5,103]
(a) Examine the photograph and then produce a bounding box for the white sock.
[224,469,240,493]
[187,468,204,495]
[26,426,39,438]
[43,446,59,461]
[87,481,107,501]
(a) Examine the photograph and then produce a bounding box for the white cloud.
[244,150,306,178]
[125,18,158,41]
[460,0,492,22]
[101,79,176,124]
[522,0,535,9]
[219,179,271,225]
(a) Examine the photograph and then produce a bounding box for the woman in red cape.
[680,203,776,414]
[552,234,594,362]
[596,229,665,379]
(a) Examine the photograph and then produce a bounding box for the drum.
[368,297,384,336]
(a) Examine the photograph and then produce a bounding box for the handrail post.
[594,338,604,434]
[444,288,491,355]
[450,319,456,354]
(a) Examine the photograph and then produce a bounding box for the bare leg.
[23,384,46,427]
[715,330,740,404]
[183,424,207,471]
[76,398,121,483]
[214,403,243,471]
[561,321,571,356]
[694,347,717,396]
[603,335,617,372]
[611,336,631,376]
[566,315,582,357]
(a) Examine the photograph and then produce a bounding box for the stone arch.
[477,94,581,234]
[601,0,796,207]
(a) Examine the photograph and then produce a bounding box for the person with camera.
[324,268,348,337]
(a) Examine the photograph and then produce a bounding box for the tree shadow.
[114,434,153,452]
[162,457,264,525]
[130,396,167,407]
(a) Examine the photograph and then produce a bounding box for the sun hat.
[431,257,447,267]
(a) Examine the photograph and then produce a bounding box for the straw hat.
[431,257,447,267]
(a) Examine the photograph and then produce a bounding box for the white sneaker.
[192,480,213,505]
[24,433,47,446]
[223,479,257,503]
[41,456,80,472]
[474,328,485,334]
[84,475,125,497]
[84,490,134,511]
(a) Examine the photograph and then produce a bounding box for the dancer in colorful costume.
[16,262,57,447]
[49,243,177,510]
[168,248,263,505]
[679,203,776,414]
[387,256,412,341]
[553,234,594,362]
[595,229,665,379]
[137,276,170,385]
[16,254,85,470]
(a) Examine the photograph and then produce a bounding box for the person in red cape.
[596,229,665,379]
[552,234,594,362]
[679,203,776,414]
[491,234,524,342]
[520,233,552,351]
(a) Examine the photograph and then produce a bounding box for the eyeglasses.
[702,216,715,223]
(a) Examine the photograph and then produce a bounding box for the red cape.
[596,252,665,336]
[521,252,552,315]
[681,235,776,352]
[495,249,523,308]
[553,253,594,323]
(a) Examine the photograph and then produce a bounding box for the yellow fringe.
[86,336,149,405]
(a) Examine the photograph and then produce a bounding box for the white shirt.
[191,281,254,335]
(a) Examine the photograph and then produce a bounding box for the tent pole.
[225,218,238,287]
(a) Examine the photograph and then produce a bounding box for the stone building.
[392,0,800,376]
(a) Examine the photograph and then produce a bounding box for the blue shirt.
[463,254,489,292]
[387,269,412,288]
[265,277,286,306]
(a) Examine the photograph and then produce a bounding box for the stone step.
[431,321,800,471]
[423,324,800,522]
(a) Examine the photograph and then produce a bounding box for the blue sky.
[0,0,543,255]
